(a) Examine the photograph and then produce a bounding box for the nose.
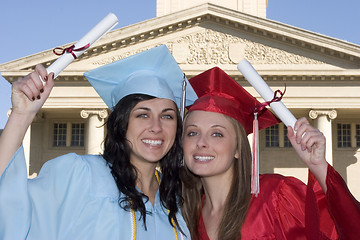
[196,134,208,149]
[149,117,162,133]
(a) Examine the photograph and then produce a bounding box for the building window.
[52,122,85,148]
[265,125,279,147]
[356,124,360,147]
[337,124,351,148]
[283,127,292,148]
[264,123,292,148]
[53,123,67,147]
[71,123,85,147]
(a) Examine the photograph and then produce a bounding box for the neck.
[137,168,158,194]
[201,172,233,213]
[200,173,233,240]
[132,160,159,204]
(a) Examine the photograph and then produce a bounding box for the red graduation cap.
[188,67,279,134]
[187,67,281,195]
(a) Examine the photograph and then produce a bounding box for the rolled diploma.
[46,13,118,79]
[237,59,297,129]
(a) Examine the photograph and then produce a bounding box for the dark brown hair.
[103,94,184,232]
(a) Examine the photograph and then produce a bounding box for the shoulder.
[38,153,106,176]
[260,173,306,189]
[249,174,308,216]
[258,174,307,199]
[36,154,118,199]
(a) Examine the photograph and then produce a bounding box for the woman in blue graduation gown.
[0,45,197,239]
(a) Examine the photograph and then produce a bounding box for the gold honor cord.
[130,171,179,240]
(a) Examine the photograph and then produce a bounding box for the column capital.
[309,109,337,120]
[80,109,108,119]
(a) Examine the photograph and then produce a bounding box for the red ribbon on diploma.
[253,85,286,116]
[53,43,90,59]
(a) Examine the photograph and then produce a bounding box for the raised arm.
[0,64,54,175]
[288,119,360,239]
[286,117,328,192]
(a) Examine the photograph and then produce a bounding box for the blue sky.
[1,0,359,129]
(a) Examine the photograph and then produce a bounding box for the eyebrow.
[184,124,198,129]
[211,124,227,129]
[133,107,176,113]
[184,124,227,129]
[162,108,177,112]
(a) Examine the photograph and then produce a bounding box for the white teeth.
[142,139,163,146]
[194,156,214,161]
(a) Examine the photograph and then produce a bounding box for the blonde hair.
[181,113,252,240]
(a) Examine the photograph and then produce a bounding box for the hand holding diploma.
[12,12,118,115]
[20,12,118,109]
[1,13,118,175]
[46,13,118,80]
[237,59,297,129]
[17,12,118,113]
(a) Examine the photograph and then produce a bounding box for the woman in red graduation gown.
[181,67,360,240]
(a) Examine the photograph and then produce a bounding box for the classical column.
[80,109,108,155]
[247,133,253,153]
[309,109,337,165]
[23,126,31,176]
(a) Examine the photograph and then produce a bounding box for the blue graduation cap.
[84,45,197,111]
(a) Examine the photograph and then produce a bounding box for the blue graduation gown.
[0,146,190,240]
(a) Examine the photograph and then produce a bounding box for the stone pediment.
[1,3,359,84]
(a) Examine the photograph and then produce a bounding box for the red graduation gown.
[198,165,360,240]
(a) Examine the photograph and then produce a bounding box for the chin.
[188,167,213,177]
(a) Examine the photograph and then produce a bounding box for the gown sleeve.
[307,164,360,240]
[326,165,360,240]
[0,146,92,239]
[0,146,31,239]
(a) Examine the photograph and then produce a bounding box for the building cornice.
[3,72,359,85]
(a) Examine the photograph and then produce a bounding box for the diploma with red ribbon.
[46,13,118,80]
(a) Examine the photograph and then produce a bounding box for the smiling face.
[126,98,178,167]
[183,110,239,178]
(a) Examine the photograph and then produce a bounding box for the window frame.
[335,122,360,150]
[50,120,86,150]
[53,122,67,147]
[263,123,293,149]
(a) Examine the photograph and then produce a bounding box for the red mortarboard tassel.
[251,86,286,196]
[251,113,260,196]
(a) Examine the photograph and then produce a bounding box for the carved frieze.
[245,43,323,64]
[91,29,324,66]
[92,45,162,66]
[173,29,240,64]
